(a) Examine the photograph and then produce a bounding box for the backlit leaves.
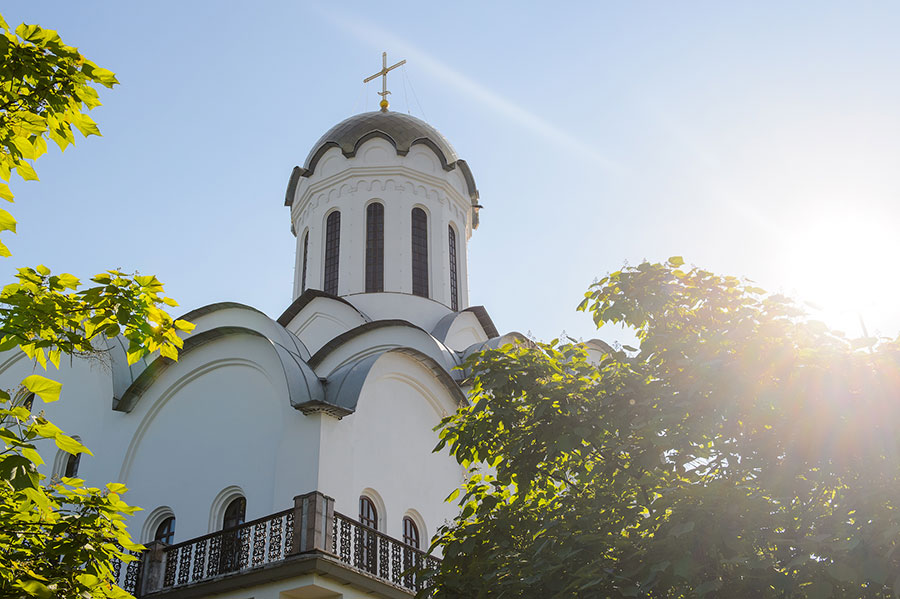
[427,260,900,599]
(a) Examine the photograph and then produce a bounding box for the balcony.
[112,492,440,598]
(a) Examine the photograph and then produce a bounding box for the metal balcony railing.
[121,492,440,597]
[160,507,294,587]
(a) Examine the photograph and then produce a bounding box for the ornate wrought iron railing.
[160,507,294,589]
[134,493,441,596]
[111,548,145,595]
[333,511,440,593]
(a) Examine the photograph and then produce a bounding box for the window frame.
[323,211,341,295]
[411,207,429,298]
[448,224,459,311]
[365,202,385,293]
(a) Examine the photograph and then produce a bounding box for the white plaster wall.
[290,138,472,311]
[316,352,465,547]
[442,311,489,352]
[185,571,399,599]
[345,292,453,334]
[0,350,121,487]
[283,297,369,356]
[118,335,327,541]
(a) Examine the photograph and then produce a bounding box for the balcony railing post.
[139,540,168,596]
[290,491,335,554]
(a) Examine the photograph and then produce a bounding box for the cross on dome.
[363,51,406,112]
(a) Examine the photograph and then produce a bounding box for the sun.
[780,211,898,338]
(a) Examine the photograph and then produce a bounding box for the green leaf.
[667,255,684,267]
[15,162,39,182]
[55,433,91,456]
[22,375,62,403]
[17,580,53,599]
[0,182,13,202]
[0,208,17,233]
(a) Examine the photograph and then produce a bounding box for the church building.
[1,58,524,598]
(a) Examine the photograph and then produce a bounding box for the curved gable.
[307,320,458,379]
[323,347,466,419]
[114,326,323,414]
[278,290,369,355]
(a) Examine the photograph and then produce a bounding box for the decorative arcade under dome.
[283,54,482,316]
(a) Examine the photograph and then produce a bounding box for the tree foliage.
[429,258,900,598]
[0,14,193,598]
[0,14,116,255]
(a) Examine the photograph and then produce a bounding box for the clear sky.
[4,2,900,344]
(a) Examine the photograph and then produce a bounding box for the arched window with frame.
[402,516,421,587]
[411,208,429,297]
[402,516,420,548]
[358,496,378,574]
[365,202,384,292]
[223,497,246,529]
[324,211,341,295]
[154,516,176,545]
[448,225,459,311]
[300,230,309,292]
[63,453,81,478]
[219,496,246,574]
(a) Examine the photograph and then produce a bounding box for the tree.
[428,258,900,598]
[0,15,192,598]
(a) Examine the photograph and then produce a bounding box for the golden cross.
[363,52,406,112]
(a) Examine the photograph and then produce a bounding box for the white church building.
[2,80,530,598]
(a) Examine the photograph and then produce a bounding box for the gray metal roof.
[286,112,481,222]
[304,111,459,170]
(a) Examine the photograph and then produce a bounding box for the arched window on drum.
[448,225,459,311]
[324,211,341,295]
[366,202,384,292]
[411,208,428,297]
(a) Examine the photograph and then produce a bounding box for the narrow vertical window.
[448,226,459,311]
[359,496,378,574]
[402,516,420,587]
[219,496,246,574]
[411,208,429,297]
[222,497,246,529]
[154,516,176,545]
[64,453,81,478]
[300,231,309,292]
[402,517,420,548]
[366,203,384,292]
[324,211,341,295]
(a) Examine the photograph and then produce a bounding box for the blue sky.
[4,2,900,343]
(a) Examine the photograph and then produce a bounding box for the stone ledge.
[143,551,415,599]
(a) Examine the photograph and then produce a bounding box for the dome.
[285,111,479,209]
[305,111,460,170]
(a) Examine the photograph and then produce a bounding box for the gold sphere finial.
[379,98,390,112]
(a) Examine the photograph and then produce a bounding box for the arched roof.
[113,326,324,414]
[321,348,467,418]
[305,112,459,172]
[284,112,481,219]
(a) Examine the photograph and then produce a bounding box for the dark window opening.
[366,203,384,292]
[411,208,429,297]
[301,231,309,292]
[219,496,247,574]
[324,212,341,295]
[358,496,378,574]
[448,226,459,311]
[154,516,176,545]
[63,452,80,478]
[402,517,420,549]
[223,497,246,530]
